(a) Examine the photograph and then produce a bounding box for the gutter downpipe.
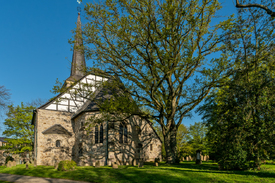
[105,120,108,166]
[33,110,37,165]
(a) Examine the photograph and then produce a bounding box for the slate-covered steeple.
[65,12,86,87]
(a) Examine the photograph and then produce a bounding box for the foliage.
[186,122,209,156]
[57,160,77,171]
[76,0,236,164]
[197,5,275,170]
[2,102,35,153]
[5,156,14,165]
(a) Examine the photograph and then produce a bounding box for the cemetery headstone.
[112,162,118,169]
[154,162,158,166]
[26,162,29,169]
[132,159,137,166]
[0,155,5,166]
[95,161,100,168]
[7,161,12,168]
[138,160,144,168]
[54,161,59,169]
[196,150,202,164]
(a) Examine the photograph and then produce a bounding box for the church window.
[100,124,103,143]
[95,126,98,144]
[56,140,61,147]
[150,144,153,151]
[119,123,127,144]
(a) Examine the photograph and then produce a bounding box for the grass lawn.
[0,161,274,183]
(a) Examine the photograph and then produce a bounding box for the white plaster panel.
[96,76,102,81]
[58,105,68,111]
[86,79,95,86]
[61,93,71,98]
[86,75,96,80]
[57,99,68,105]
[46,104,56,110]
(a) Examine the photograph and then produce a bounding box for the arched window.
[100,124,103,143]
[95,125,98,144]
[56,140,61,147]
[119,123,127,144]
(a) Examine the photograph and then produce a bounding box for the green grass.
[0,161,274,183]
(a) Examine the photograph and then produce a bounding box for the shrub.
[5,156,14,165]
[57,160,77,171]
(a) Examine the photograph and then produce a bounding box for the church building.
[31,12,162,166]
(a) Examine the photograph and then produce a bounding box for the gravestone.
[0,155,5,166]
[54,161,59,169]
[16,158,20,165]
[95,161,100,168]
[12,161,16,167]
[196,150,202,165]
[138,160,144,168]
[7,161,12,168]
[132,159,137,166]
[154,158,159,166]
[26,162,29,169]
[33,159,37,167]
[112,162,118,169]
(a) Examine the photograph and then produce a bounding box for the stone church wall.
[35,109,75,166]
[73,113,162,166]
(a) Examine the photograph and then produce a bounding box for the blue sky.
[0,0,239,136]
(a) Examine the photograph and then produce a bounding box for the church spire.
[70,12,86,79]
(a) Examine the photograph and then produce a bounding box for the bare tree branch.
[236,0,275,17]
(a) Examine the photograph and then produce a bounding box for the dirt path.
[0,173,93,183]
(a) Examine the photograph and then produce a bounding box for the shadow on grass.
[0,162,274,183]
[145,162,275,179]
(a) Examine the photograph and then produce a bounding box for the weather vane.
[77,0,81,14]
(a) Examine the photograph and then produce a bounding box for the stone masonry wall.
[36,109,75,166]
[74,113,162,166]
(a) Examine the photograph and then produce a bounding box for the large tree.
[77,0,236,164]
[197,4,275,170]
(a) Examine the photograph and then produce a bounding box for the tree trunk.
[163,126,178,164]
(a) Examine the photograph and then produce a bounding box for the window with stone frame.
[150,144,153,151]
[119,122,127,144]
[95,125,98,144]
[100,124,103,143]
[56,140,61,147]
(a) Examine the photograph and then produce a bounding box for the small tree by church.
[2,103,35,154]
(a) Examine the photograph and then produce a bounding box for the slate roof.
[0,137,9,143]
